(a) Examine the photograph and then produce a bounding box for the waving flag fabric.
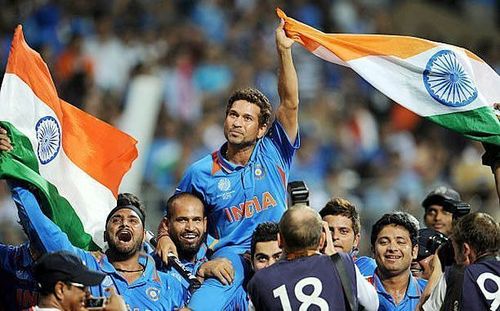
[277,9,500,145]
[0,26,138,250]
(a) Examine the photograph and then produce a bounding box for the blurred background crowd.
[0,0,498,255]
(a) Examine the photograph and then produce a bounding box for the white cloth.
[422,273,447,311]
[355,265,379,311]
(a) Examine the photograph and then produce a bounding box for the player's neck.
[285,249,320,260]
[377,268,410,303]
[225,143,256,166]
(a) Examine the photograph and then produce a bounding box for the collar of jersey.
[373,271,422,299]
[217,140,262,173]
[101,253,157,286]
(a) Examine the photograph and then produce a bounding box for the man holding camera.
[31,251,126,311]
[421,212,500,311]
[248,205,379,311]
[421,186,470,237]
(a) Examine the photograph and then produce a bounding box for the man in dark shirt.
[247,204,378,311]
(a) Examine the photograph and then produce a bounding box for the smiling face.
[168,196,207,260]
[323,215,360,253]
[106,208,145,256]
[424,205,453,236]
[224,100,267,148]
[252,240,282,272]
[374,224,418,278]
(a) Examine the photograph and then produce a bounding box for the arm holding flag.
[10,182,81,255]
[275,17,300,143]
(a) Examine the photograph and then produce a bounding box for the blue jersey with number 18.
[176,121,299,253]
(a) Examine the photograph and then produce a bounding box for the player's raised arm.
[275,18,299,143]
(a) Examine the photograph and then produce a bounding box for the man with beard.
[160,192,241,307]
[8,183,185,310]
[369,212,427,311]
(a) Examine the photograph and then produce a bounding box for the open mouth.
[384,254,402,261]
[117,230,132,242]
[180,232,198,243]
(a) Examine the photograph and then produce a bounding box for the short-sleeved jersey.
[248,254,357,311]
[11,185,186,311]
[176,121,299,252]
[355,256,377,277]
[0,243,39,310]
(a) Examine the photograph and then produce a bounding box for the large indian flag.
[0,26,138,250]
[277,9,500,145]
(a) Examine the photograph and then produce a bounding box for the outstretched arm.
[275,18,299,143]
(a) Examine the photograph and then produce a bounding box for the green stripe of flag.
[426,107,500,145]
[0,121,99,250]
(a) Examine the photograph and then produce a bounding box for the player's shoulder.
[355,256,377,277]
[185,152,218,175]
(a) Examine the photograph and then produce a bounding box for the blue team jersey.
[176,121,299,252]
[355,256,377,277]
[0,243,39,310]
[11,185,186,311]
[369,272,427,311]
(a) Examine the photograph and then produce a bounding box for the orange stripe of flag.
[6,26,137,197]
[277,8,438,61]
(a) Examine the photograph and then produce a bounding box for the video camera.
[287,181,309,206]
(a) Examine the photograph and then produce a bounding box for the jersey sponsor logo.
[218,178,231,192]
[224,192,277,222]
[146,287,160,302]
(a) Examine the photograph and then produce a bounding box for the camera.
[85,297,106,309]
[287,181,309,206]
[444,200,471,219]
[417,228,449,261]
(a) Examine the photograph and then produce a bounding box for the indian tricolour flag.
[277,9,500,145]
[0,26,138,250]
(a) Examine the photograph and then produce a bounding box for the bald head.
[279,205,323,253]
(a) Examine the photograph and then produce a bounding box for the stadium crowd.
[0,0,498,310]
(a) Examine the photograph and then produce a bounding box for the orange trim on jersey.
[211,151,222,175]
[277,165,286,189]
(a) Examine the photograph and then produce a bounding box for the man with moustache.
[8,183,185,310]
[160,192,240,306]
[369,212,427,311]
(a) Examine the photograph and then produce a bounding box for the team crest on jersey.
[254,164,265,179]
[146,287,160,302]
[218,177,231,192]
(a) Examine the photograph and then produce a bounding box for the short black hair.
[165,192,204,219]
[251,222,279,258]
[226,88,272,127]
[371,212,419,247]
[319,198,360,235]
